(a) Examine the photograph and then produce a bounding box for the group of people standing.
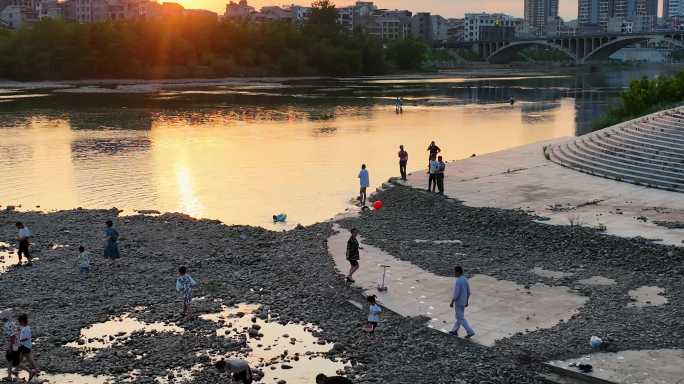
[357,140,447,205]
[427,141,446,194]
[2,311,38,382]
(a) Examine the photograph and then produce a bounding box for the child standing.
[175,266,197,319]
[17,314,38,380]
[77,246,92,275]
[366,295,382,333]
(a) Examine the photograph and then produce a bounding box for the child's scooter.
[377,265,390,292]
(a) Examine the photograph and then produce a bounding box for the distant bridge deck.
[445,31,684,64]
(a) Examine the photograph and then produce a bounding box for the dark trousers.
[399,160,407,180]
[18,239,30,261]
[436,173,444,194]
[428,174,436,191]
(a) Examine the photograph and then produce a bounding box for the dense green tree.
[385,39,428,70]
[0,2,433,80]
[593,70,684,130]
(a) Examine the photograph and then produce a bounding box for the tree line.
[0,1,428,80]
[593,70,684,130]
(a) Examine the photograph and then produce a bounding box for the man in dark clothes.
[436,155,446,194]
[346,228,360,283]
[316,373,353,384]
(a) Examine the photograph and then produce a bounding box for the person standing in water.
[398,145,408,181]
[103,220,120,261]
[15,222,32,266]
[358,164,369,206]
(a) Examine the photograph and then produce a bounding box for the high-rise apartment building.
[524,0,558,35]
[578,0,657,31]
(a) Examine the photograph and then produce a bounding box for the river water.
[0,66,679,227]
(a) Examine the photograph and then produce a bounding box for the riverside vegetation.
[0,0,429,80]
[593,69,684,130]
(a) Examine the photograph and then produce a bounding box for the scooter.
[377,265,390,292]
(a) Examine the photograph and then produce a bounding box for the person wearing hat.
[1,309,19,382]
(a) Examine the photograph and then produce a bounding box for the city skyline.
[176,0,581,19]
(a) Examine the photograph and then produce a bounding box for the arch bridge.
[453,32,684,64]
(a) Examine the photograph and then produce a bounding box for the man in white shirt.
[15,222,32,266]
[428,159,439,192]
[358,164,370,206]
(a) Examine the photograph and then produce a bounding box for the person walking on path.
[346,228,360,283]
[17,314,38,381]
[428,158,439,192]
[77,246,92,276]
[358,164,370,206]
[176,266,197,319]
[449,266,475,338]
[15,222,32,266]
[436,155,446,195]
[316,373,353,384]
[427,141,440,168]
[2,310,19,382]
[398,145,408,181]
[103,220,120,261]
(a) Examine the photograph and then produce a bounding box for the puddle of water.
[14,372,113,384]
[65,313,184,353]
[200,303,347,383]
[0,241,17,273]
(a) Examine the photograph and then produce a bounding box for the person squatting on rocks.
[77,246,92,276]
[316,373,353,384]
[427,140,440,169]
[366,295,382,333]
[398,145,408,181]
[103,220,120,261]
[176,266,197,319]
[436,155,446,195]
[215,359,253,384]
[346,228,360,283]
[428,157,439,192]
[15,222,32,266]
[358,164,369,206]
[449,266,475,339]
[2,310,20,382]
[17,314,39,380]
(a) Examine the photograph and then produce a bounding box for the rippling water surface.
[0,67,679,227]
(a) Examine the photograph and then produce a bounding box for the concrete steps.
[548,106,684,192]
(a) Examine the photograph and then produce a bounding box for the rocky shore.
[338,185,684,363]
[1,183,682,383]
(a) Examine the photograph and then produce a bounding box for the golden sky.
[178,0,580,20]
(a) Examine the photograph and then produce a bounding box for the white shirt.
[19,325,31,350]
[18,227,31,239]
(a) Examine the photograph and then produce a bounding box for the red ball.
[373,200,383,210]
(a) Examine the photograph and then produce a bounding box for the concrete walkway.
[547,349,684,384]
[405,139,684,247]
[328,224,587,347]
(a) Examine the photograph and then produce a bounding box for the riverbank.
[2,171,683,383]
[0,208,540,384]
